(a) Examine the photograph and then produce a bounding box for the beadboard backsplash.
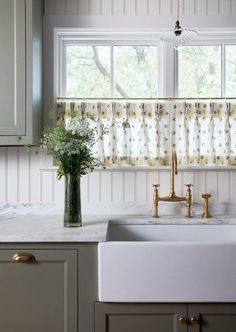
[0,147,235,205]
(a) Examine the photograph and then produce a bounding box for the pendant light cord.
[177,0,180,21]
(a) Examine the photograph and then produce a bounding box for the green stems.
[64,173,82,227]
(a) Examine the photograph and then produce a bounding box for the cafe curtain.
[57,100,236,166]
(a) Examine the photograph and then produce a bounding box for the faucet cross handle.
[185,183,193,192]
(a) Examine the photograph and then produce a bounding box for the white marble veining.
[1,201,236,216]
[0,210,236,242]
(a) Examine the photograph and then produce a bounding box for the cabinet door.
[188,304,236,332]
[0,0,25,135]
[0,249,77,332]
[95,303,187,332]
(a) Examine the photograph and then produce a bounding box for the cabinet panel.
[0,249,77,332]
[95,303,187,332]
[0,0,25,135]
[188,304,236,332]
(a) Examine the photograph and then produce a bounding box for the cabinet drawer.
[95,303,187,332]
[0,249,77,332]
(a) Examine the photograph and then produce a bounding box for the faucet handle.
[153,184,160,189]
[185,183,193,188]
[185,183,193,192]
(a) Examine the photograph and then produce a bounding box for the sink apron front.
[98,242,236,302]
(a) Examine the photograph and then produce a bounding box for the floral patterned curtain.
[57,100,236,166]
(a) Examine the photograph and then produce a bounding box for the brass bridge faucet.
[152,149,193,218]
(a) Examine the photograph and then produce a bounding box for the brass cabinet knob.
[12,252,36,263]
[190,316,199,325]
[179,316,188,325]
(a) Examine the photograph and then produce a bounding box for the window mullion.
[221,44,226,98]
[110,45,114,98]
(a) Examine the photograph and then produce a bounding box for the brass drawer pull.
[12,252,36,263]
[179,316,188,325]
[191,316,200,325]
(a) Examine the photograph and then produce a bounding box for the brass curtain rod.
[57,97,236,100]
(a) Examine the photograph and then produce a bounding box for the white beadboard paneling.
[100,171,112,202]
[18,147,30,202]
[54,172,65,203]
[41,171,53,203]
[174,171,183,196]
[136,171,147,202]
[183,0,195,15]
[81,174,89,202]
[194,171,206,203]
[230,171,236,202]
[101,0,112,15]
[232,0,236,15]
[160,0,173,16]
[207,0,219,15]
[218,171,230,202]
[148,0,159,16]
[112,171,124,202]
[88,172,100,202]
[136,0,148,16]
[1,148,236,206]
[159,171,170,197]
[6,148,18,202]
[219,0,231,15]
[196,0,207,14]
[0,148,6,202]
[40,150,54,167]
[124,171,135,201]
[54,0,66,15]
[44,0,55,15]
[206,171,218,201]
[78,0,89,15]
[124,0,136,16]
[30,148,41,202]
[112,0,124,16]
[43,0,236,17]
[66,0,78,14]
[89,0,101,15]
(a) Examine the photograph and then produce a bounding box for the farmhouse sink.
[98,220,236,302]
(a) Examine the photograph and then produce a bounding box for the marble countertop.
[0,213,236,243]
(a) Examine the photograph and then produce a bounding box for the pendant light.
[160,0,198,49]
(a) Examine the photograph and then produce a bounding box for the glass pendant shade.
[160,1,198,49]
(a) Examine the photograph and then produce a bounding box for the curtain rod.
[57,97,236,100]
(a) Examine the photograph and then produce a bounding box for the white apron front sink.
[98,221,236,302]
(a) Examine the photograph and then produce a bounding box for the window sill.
[40,165,236,172]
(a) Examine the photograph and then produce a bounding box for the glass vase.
[64,174,82,227]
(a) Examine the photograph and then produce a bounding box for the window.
[177,43,236,98]
[226,45,236,97]
[64,43,158,98]
[56,31,236,167]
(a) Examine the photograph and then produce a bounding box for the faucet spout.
[152,149,193,218]
[171,149,177,195]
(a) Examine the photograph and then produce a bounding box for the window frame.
[55,30,164,99]
[174,37,236,98]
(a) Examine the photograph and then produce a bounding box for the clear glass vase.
[64,174,82,227]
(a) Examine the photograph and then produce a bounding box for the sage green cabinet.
[188,304,236,332]
[96,303,236,332]
[95,303,187,332]
[0,249,77,332]
[0,0,43,145]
